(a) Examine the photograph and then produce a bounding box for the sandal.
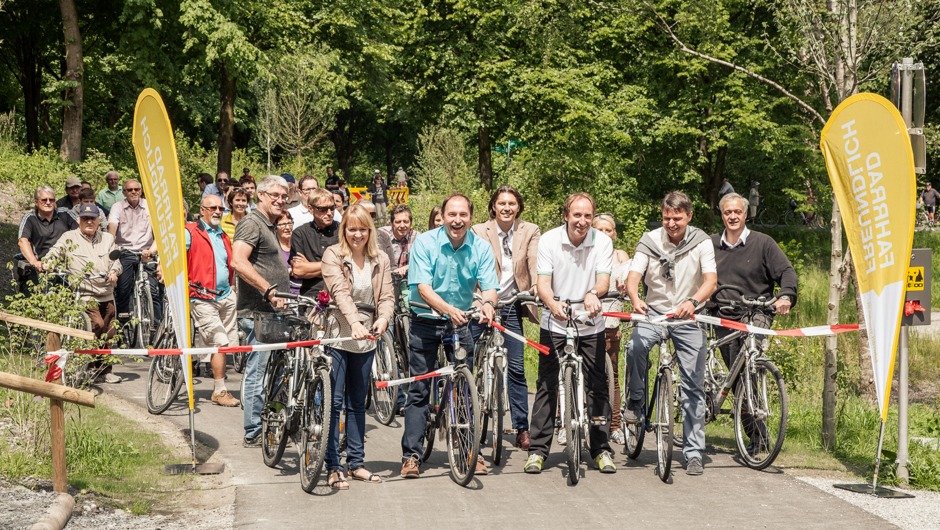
[349,467,383,484]
[328,471,349,490]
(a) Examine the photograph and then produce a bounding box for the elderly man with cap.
[44,203,123,383]
[56,177,83,211]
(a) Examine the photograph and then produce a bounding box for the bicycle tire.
[261,352,290,468]
[61,312,96,389]
[134,280,155,349]
[372,332,397,426]
[233,351,246,374]
[673,368,685,449]
[300,367,331,492]
[623,378,645,460]
[445,366,480,486]
[491,365,506,466]
[654,368,674,482]
[734,359,788,470]
[563,365,581,485]
[421,377,442,463]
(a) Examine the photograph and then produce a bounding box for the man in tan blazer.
[470,185,541,452]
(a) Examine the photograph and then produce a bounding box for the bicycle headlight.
[455,347,468,361]
[491,331,504,348]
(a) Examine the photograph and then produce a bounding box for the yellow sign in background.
[907,267,925,291]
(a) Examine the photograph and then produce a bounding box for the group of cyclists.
[16,168,801,488]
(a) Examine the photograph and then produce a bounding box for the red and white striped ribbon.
[73,336,367,357]
[44,350,68,382]
[374,365,455,389]
[488,320,551,354]
[601,311,860,337]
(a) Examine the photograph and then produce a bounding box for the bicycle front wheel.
[300,366,331,493]
[734,359,787,470]
[444,366,479,487]
[653,368,674,482]
[563,365,581,485]
[261,352,290,468]
[372,332,398,426]
[134,280,154,349]
[672,369,685,449]
[491,365,506,466]
[146,355,183,414]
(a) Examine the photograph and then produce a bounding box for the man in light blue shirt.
[185,194,240,407]
[400,193,497,479]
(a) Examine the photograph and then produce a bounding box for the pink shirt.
[108,198,155,251]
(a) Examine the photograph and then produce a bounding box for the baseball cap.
[373,169,381,175]
[280,173,295,184]
[78,203,100,218]
[66,177,81,188]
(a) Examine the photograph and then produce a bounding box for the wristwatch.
[588,289,599,297]
[686,297,699,306]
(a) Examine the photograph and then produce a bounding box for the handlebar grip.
[272,291,298,300]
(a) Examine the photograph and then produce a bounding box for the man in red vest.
[186,194,240,407]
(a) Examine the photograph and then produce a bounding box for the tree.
[58,0,83,162]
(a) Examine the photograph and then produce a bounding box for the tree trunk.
[822,198,843,451]
[852,269,875,403]
[216,64,236,175]
[15,33,43,152]
[478,125,492,191]
[58,0,83,162]
[330,110,355,181]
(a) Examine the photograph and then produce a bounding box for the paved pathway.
[105,360,895,529]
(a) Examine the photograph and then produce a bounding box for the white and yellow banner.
[131,89,194,409]
[820,93,916,420]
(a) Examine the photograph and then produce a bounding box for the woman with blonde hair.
[321,203,394,489]
[592,213,631,445]
[220,187,250,239]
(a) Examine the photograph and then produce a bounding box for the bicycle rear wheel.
[134,280,154,349]
[300,366,331,492]
[445,366,480,486]
[623,363,645,460]
[145,328,183,414]
[232,352,246,374]
[672,368,685,449]
[491,365,506,466]
[563,365,581,485]
[421,377,442,463]
[734,359,787,470]
[371,332,398,426]
[261,352,290,468]
[653,368,674,482]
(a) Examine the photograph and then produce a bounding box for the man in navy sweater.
[712,192,797,453]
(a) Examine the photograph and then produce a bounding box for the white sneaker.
[556,427,567,446]
[610,428,626,445]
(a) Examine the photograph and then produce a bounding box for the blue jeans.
[325,347,375,471]
[626,309,707,462]
[401,316,473,460]
[240,317,271,440]
[470,303,529,431]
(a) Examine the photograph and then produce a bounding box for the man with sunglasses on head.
[287,175,320,229]
[231,175,291,447]
[16,185,78,295]
[108,178,162,332]
[622,190,716,476]
[290,188,339,298]
[185,194,240,407]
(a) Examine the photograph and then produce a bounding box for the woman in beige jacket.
[321,203,394,489]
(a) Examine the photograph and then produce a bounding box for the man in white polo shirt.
[524,192,615,475]
[623,190,717,476]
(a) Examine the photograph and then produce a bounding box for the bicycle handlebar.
[710,284,781,313]
[410,300,479,321]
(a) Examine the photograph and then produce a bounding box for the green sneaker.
[595,451,616,474]
[524,454,544,474]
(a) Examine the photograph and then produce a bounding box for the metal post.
[897,328,910,482]
[872,420,887,492]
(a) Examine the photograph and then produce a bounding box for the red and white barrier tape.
[601,311,860,337]
[488,320,551,354]
[44,349,68,382]
[374,365,455,389]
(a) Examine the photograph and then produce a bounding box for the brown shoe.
[401,456,420,478]
[475,455,489,476]
[211,390,240,407]
[515,430,531,450]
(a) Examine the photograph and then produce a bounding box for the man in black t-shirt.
[56,177,82,211]
[17,185,77,294]
[291,188,339,297]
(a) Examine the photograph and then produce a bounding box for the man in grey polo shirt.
[623,190,717,476]
[524,192,615,475]
[231,175,290,447]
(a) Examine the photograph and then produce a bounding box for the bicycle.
[369,272,411,426]
[622,310,701,482]
[472,291,538,466]
[700,285,789,470]
[258,290,333,493]
[51,270,110,388]
[144,282,209,415]
[410,300,481,487]
[110,248,160,349]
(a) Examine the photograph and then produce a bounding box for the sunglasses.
[313,205,335,212]
[125,187,142,192]
[38,198,55,203]
[201,205,225,212]
[217,179,230,184]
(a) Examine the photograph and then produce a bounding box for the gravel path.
[797,476,940,530]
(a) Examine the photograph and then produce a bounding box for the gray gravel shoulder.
[796,476,940,530]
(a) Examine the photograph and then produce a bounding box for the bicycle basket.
[254,312,292,343]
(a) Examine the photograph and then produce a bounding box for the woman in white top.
[321,204,394,489]
[592,214,631,445]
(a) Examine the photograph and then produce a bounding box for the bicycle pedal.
[590,416,608,426]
